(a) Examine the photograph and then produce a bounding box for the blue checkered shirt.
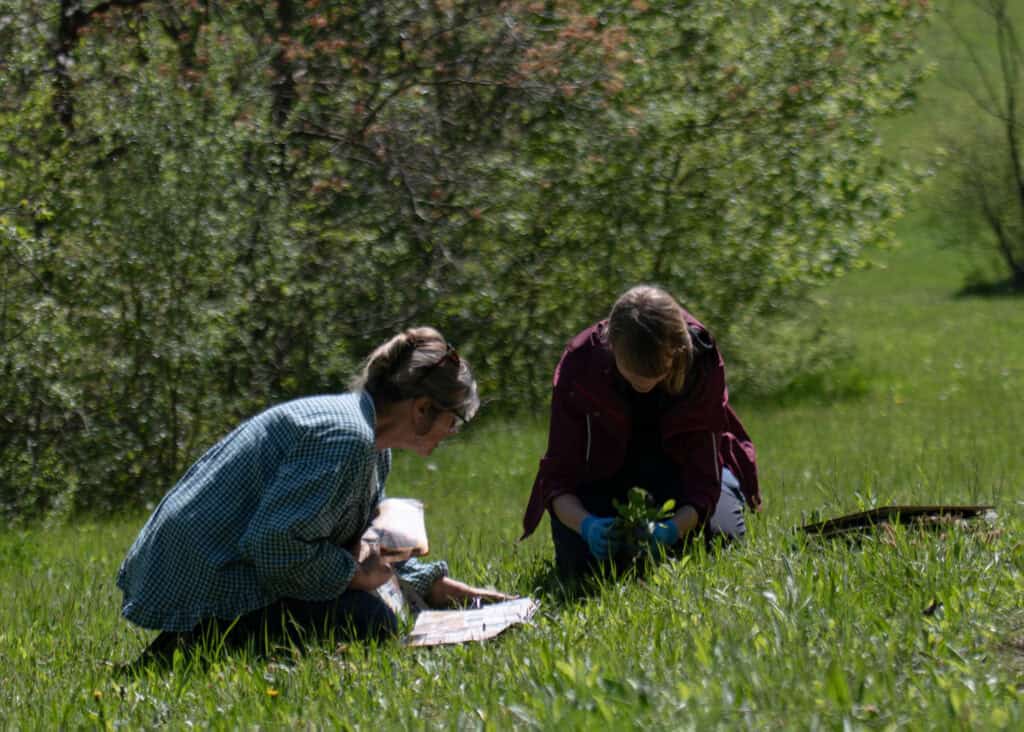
[117,391,448,631]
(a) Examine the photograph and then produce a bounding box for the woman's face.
[409,403,460,457]
[613,352,667,393]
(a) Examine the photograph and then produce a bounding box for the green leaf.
[825,659,852,709]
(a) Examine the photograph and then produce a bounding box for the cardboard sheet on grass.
[404,597,539,647]
[364,498,539,647]
[799,504,995,538]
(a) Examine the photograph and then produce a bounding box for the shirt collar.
[357,389,377,431]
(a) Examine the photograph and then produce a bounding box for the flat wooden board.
[799,504,995,537]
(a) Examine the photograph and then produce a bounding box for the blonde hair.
[350,327,480,421]
[607,285,693,395]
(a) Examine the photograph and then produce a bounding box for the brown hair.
[607,285,693,395]
[349,327,480,422]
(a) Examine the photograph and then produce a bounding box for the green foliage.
[610,486,675,560]
[612,487,676,529]
[0,0,929,519]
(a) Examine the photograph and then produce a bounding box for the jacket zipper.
[711,431,721,482]
[585,414,592,465]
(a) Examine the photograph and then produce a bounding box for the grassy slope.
[3,4,1024,730]
[2,215,1020,730]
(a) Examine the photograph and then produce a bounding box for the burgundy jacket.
[521,315,761,539]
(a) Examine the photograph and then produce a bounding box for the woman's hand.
[580,515,617,558]
[426,577,516,608]
[348,551,394,592]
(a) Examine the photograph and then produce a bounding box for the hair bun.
[401,331,420,353]
[350,326,479,422]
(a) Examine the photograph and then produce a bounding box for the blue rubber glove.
[580,515,617,559]
[649,520,680,548]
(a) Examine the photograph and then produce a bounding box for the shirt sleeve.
[394,557,449,598]
[237,423,369,601]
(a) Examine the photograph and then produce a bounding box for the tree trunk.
[270,0,296,129]
[54,0,85,129]
[54,0,149,129]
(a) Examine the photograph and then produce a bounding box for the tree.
[450,0,929,395]
[941,0,1024,291]
[0,0,928,520]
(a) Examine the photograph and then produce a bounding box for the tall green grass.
[1,214,1021,728]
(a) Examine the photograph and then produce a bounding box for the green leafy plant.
[610,487,676,561]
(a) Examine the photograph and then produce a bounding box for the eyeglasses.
[448,409,468,434]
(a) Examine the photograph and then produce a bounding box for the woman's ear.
[411,396,435,435]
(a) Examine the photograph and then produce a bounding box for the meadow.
[2,210,1021,729]
[3,5,1024,731]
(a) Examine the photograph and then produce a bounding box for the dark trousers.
[144,589,398,662]
[551,454,747,580]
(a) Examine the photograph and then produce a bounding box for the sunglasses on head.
[422,342,460,375]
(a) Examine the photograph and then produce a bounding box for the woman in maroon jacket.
[521,285,761,579]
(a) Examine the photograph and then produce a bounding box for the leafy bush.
[0,0,928,519]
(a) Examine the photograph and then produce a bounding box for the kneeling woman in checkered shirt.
[118,327,509,661]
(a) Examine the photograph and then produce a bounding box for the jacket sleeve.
[238,424,366,601]
[664,429,723,523]
[662,335,730,524]
[722,405,761,510]
[521,356,589,538]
